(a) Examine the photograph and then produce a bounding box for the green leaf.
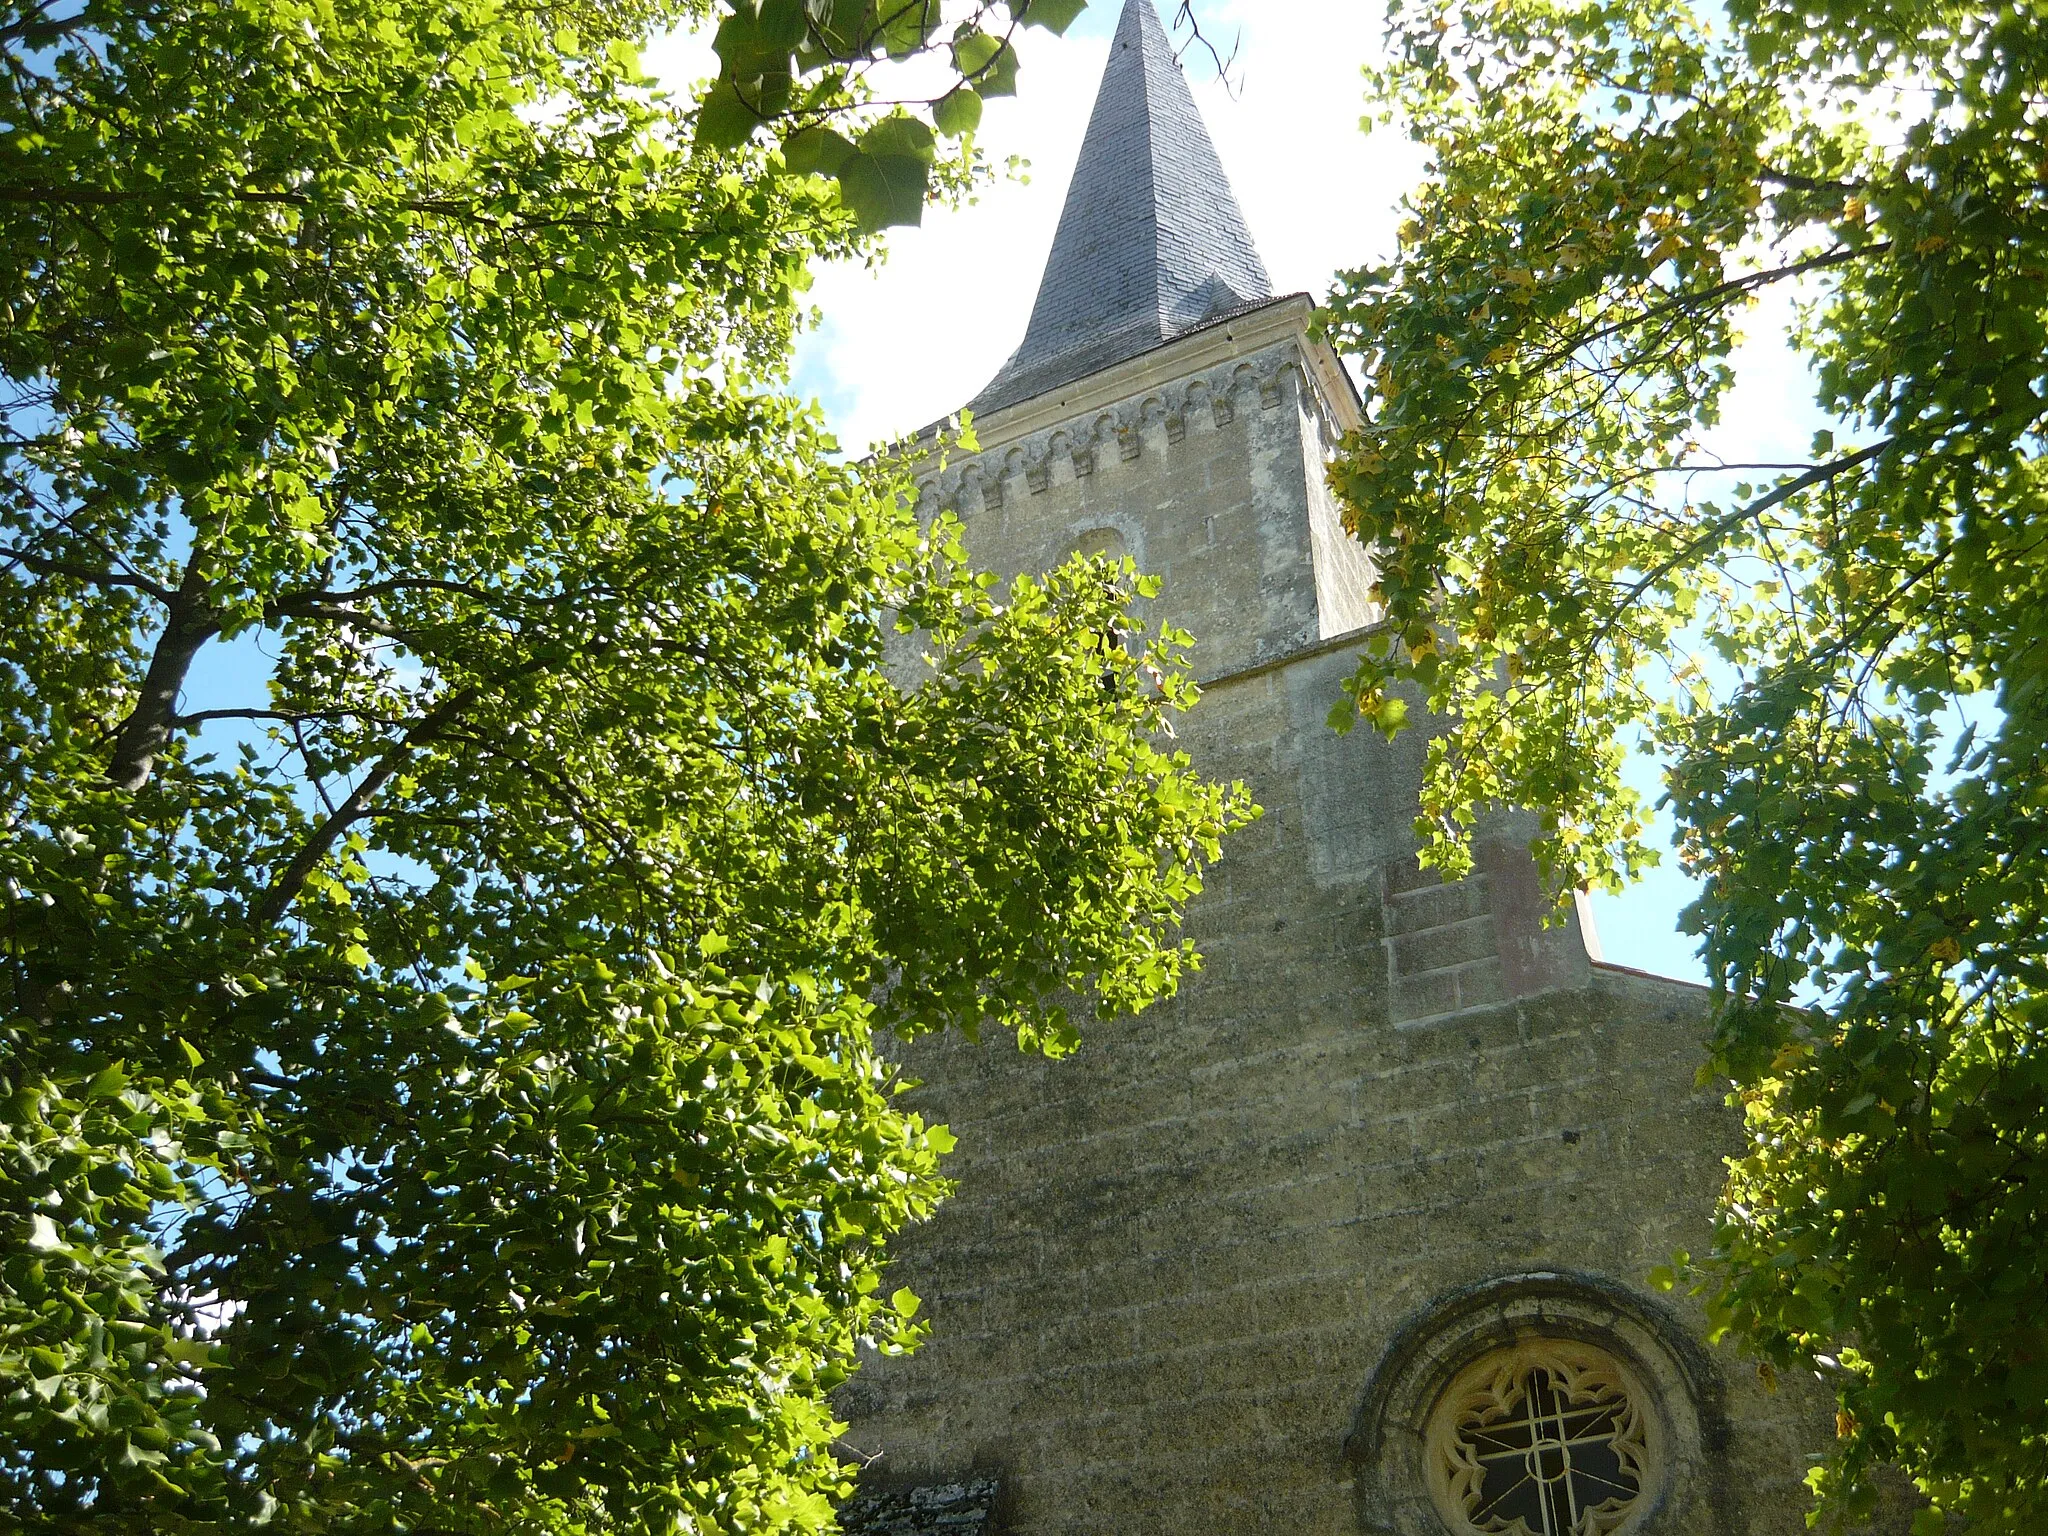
[714,4,802,78]
[694,78,765,151]
[1019,0,1089,34]
[875,0,941,58]
[952,30,1018,97]
[932,88,983,138]
[783,125,855,177]
[804,0,869,55]
[836,151,928,230]
[858,114,936,164]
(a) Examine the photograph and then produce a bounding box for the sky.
[645,0,1848,989]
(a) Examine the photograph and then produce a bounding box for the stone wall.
[848,314,1848,1534]
[837,637,1838,1534]
[839,1479,999,1536]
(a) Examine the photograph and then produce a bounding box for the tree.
[0,0,1251,1528]
[1322,0,2046,1527]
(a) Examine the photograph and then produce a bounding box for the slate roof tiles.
[965,0,1273,418]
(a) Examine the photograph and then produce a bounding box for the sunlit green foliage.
[693,0,1090,229]
[0,1,1253,1529]
[1325,0,2048,1528]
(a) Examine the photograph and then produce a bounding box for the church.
[836,3,1843,1531]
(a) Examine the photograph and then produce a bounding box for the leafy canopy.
[1324,0,2048,1528]
[0,0,1255,1530]
[693,0,1090,229]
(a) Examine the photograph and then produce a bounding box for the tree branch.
[1760,167,1867,195]
[249,653,549,929]
[0,0,86,47]
[1169,1,1244,96]
[107,557,218,792]
[1586,439,1896,653]
[173,706,417,729]
[1546,244,1892,369]
[266,576,501,619]
[265,601,436,645]
[250,684,482,929]
[0,184,716,237]
[2,545,173,600]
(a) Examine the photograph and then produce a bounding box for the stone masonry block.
[1451,955,1509,1009]
[1386,855,1474,897]
[1386,877,1491,935]
[1388,914,1499,977]
[1389,968,1459,1023]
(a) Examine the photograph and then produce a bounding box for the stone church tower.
[838,3,1841,1532]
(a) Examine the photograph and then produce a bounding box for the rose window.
[1425,1341,1654,1536]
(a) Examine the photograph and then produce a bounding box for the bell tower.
[837,4,1846,1533]
[917,0,1377,683]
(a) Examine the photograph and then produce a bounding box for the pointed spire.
[968,0,1272,417]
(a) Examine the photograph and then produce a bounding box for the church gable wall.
[838,638,1838,1535]
[838,0,1881,1516]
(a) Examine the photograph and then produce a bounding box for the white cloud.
[1188,0,1422,300]
[787,24,1110,452]
[640,19,718,99]
[1706,281,1834,467]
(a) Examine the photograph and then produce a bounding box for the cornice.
[912,330,1343,520]
[957,295,1360,455]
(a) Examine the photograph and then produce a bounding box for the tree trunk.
[106,557,217,793]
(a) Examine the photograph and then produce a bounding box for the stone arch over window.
[1071,525,1128,563]
[1061,526,1142,666]
[1346,1273,1729,1536]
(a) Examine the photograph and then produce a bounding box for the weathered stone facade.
[841,303,1834,1534]
[838,4,1847,1531]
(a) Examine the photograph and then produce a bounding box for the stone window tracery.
[1425,1340,1654,1536]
